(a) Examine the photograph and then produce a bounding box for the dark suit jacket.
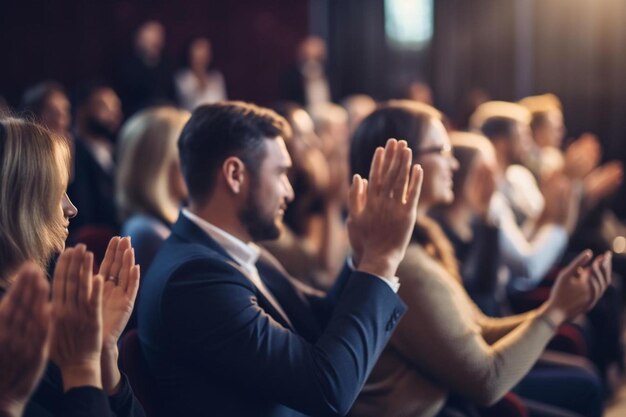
[67,138,119,236]
[137,213,406,417]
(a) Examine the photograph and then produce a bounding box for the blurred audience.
[407,80,434,105]
[341,94,376,136]
[0,117,143,417]
[175,37,227,110]
[118,20,175,116]
[263,102,348,289]
[117,106,190,274]
[281,36,332,108]
[68,84,123,237]
[472,101,579,292]
[19,81,72,139]
[350,100,607,417]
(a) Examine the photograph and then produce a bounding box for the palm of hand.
[101,279,135,346]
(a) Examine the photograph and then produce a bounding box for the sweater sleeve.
[62,387,112,417]
[107,373,146,417]
[391,245,556,406]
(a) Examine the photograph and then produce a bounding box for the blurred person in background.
[68,84,123,237]
[341,94,376,136]
[263,102,348,289]
[20,81,72,139]
[281,36,332,108]
[118,20,175,116]
[175,37,227,111]
[407,80,434,105]
[117,106,190,275]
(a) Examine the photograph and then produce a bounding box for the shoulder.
[122,214,170,241]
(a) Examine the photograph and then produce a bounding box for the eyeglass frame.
[414,143,453,158]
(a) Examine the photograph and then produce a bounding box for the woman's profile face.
[414,119,459,209]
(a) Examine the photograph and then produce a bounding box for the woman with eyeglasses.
[0,117,144,417]
[348,100,609,417]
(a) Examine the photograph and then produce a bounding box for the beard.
[86,117,118,143]
[238,175,282,242]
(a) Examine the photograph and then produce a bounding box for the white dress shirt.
[182,209,292,326]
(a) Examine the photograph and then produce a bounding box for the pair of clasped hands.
[345,139,612,328]
[0,237,139,417]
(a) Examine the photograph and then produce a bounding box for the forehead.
[421,118,449,147]
[262,136,292,167]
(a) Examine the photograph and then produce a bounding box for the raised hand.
[98,236,140,348]
[564,133,601,179]
[348,139,423,279]
[0,263,51,417]
[97,236,140,394]
[583,161,624,205]
[542,250,612,326]
[50,245,104,392]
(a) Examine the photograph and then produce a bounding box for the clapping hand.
[50,245,104,392]
[348,139,423,279]
[0,263,51,417]
[97,236,140,394]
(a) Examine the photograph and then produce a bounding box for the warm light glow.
[385,0,434,49]
[613,236,626,253]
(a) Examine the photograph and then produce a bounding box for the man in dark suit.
[68,84,123,237]
[137,101,423,416]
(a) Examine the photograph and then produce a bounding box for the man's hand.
[348,139,423,280]
[0,263,51,417]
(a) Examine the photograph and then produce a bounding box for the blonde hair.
[0,118,71,283]
[116,106,190,224]
[469,101,531,132]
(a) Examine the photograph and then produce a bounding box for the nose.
[62,193,78,219]
[284,176,295,203]
[449,155,460,171]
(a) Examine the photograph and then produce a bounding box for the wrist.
[101,345,122,395]
[357,256,397,281]
[538,303,567,327]
[61,362,102,392]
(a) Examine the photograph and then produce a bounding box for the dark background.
[2,0,626,213]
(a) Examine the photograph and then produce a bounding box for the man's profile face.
[239,137,295,241]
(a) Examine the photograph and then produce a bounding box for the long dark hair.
[350,100,460,279]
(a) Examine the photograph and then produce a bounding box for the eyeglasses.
[415,143,453,159]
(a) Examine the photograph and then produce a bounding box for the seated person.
[0,117,143,416]
[117,106,190,272]
[138,101,422,417]
[349,100,609,417]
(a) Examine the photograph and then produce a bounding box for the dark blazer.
[67,138,119,236]
[137,213,406,417]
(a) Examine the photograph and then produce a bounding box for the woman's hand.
[97,236,140,394]
[542,250,612,326]
[0,263,51,417]
[50,245,104,392]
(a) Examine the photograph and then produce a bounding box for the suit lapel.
[170,214,296,331]
[256,250,323,342]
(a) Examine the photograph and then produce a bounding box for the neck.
[188,200,252,243]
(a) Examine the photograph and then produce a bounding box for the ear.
[222,156,247,194]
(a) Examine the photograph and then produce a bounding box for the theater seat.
[478,392,529,417]
[69,225,118,270]
[119,329,159,416]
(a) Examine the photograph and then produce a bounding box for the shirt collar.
[182,208,261,268]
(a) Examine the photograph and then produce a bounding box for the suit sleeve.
[162,258,406,416]
[107,373,146,417]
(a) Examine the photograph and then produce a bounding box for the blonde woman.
[0,118,143,417]
[116,106,190,271]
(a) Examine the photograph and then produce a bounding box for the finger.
[98,236,121,277]
[78,252,94,311]
[4,263,40,327]
[66,245,87,308]
[110,237,132,282]
[381,140,406,196]
[391,145,412,202]
[348,174,363,216]
[406,164,424,210]
[120,248,135,292]
[90,274,104,320]
[603,251,613,286]
[52,248,72,304]
[379,139,398,183]
[561,250,593,279]
[588,263,602,305]
[126,265,141,305]
[24,270,51,346]
[369,147,385,195]
[361,179,368,209]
